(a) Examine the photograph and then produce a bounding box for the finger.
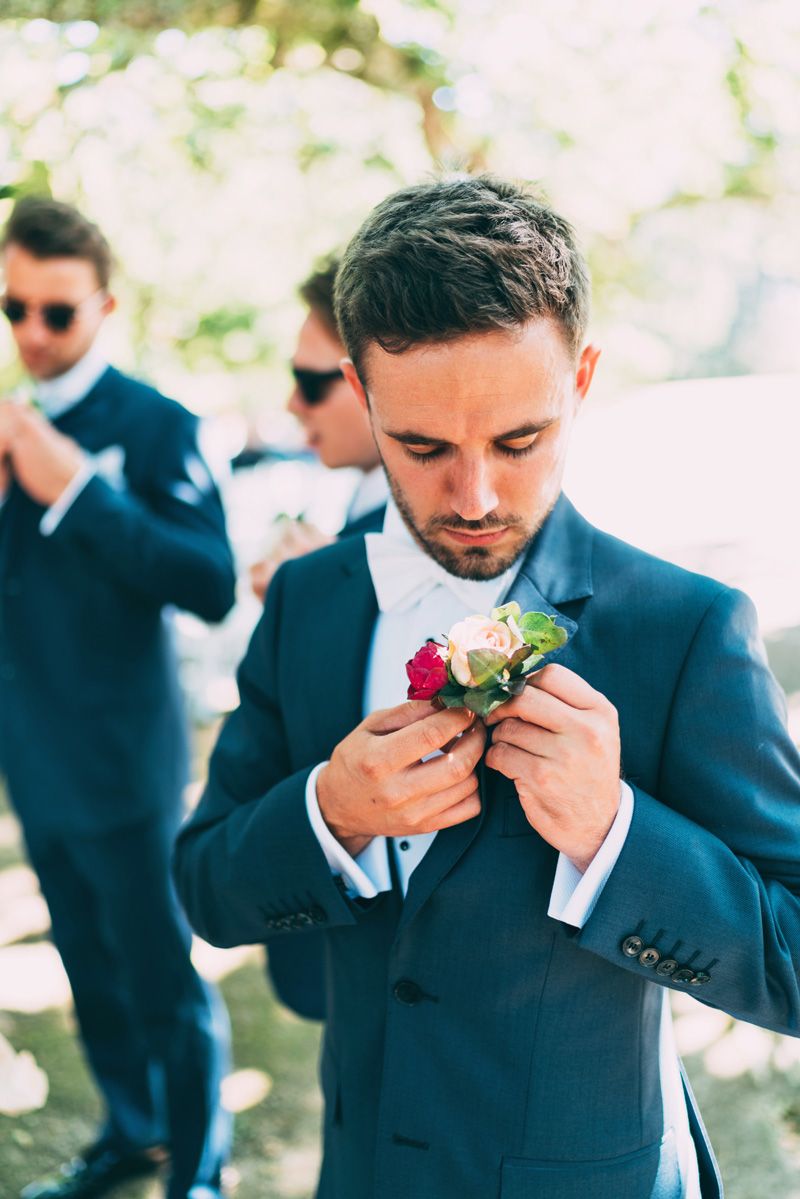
[393,773,482,833]
[526,663,602,710]
[379,705,477,768]
[421,790,482,833]
[406,721,487,791]
[490,717,554,758]
[484,685,568,732]
[365,699,441,735]
[485,740,532,781]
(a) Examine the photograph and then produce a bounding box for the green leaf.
[467,648,509,688]
[518,611,569,654]
[438,691,466,709]
[463,687,508,717]
[491,601,521,624]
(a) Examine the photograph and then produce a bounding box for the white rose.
[448,614,525,687]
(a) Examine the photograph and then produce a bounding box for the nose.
[17,311,51,347]
[286,386,306,420]
[449,455,499,522]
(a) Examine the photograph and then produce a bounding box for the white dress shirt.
[304,498,699,1196]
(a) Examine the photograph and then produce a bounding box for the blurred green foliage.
[1,1,798,420]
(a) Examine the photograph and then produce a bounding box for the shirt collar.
[34,341,109,420]
[347,465,390,523]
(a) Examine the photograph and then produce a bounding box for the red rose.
[406,640,448,700]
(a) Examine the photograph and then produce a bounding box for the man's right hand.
[316,701,486,857]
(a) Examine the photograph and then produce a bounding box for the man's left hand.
[485,663,621,873]
[6,405,85,507]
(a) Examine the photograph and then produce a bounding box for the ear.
[340,357,368,414]
[101,293,117,318]
[575,343,601,406]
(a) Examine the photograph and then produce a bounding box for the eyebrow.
[384,420,557,446]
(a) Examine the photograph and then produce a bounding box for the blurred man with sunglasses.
[0,198,235,1199]
[252,260,387,1022]
[249,258,386,604]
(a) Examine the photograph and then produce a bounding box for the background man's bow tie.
[365,531,499,613]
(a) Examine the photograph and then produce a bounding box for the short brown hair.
[335,175,590,378]
[299,256,340,340]
[2,197,113,289]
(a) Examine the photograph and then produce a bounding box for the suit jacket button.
[689,972,711,986]
[393,979,422,1006]
[672,968,695,984]
[655,958,678,977]
[621,935,644,957]
[639,947,660,968]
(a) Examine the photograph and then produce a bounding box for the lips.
[443,527,508,547]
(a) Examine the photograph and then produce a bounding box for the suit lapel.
[305,538,379,761]
[396,493,595,936]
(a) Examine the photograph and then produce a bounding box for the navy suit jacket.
[265,501,386,1019]
[175,494,800,1199]
[0,366,236,838]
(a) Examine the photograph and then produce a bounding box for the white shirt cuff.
[304,763,392,900]
[547,780,634,929]
[39,459,95,536]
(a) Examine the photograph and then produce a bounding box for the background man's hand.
[317,701,486,857]
[5,405,84,508]
[250,518,333,601]
[485,663,621,873]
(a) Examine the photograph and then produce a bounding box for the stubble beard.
[387,472,549,581]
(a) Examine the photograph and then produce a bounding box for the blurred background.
[0,2,799,1197]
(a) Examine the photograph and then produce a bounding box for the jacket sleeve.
[574,587,800,1036]
[173,562,362,948]
[46,407,236,622]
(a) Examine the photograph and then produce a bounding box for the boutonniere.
[405,602,568,717]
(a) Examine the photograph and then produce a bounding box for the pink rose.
[406,640,449,700]
[448,614,524,687]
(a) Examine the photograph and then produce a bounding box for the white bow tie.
[365,530,505,614]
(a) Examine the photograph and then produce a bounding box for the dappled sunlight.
[273,1145,322,1197]
[0,943,71,1013]
[220,1067,272,1113]
[190,937,261,983]
[703,1022,776,1080]
[0,1031,48,1115]
[0,864,50,947]
[672,1004,731,1057]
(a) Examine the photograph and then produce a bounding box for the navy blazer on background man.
[174,494,800,1199]
[0,365,236,837]
[265,500,386,1020]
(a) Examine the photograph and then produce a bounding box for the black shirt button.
[399,840,411,851]
[655,958,678,977]
[621,935,644,957]
[638,946,661,968]
[672,968,695,984]
[393,979,423,1006]
[689,972,712,986]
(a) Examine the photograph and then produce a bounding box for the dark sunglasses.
[292,366,344,405]
[1,290,103,334]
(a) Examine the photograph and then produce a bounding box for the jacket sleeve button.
[689,971,712,986]
[638,947,661,968]
[655,958,678,977]
[672,968,695,984]
[621,935,644,957]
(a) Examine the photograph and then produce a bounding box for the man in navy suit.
[174,177,800,1198]
[0,199,236,1199]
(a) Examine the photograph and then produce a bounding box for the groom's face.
[343,319,599,580]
